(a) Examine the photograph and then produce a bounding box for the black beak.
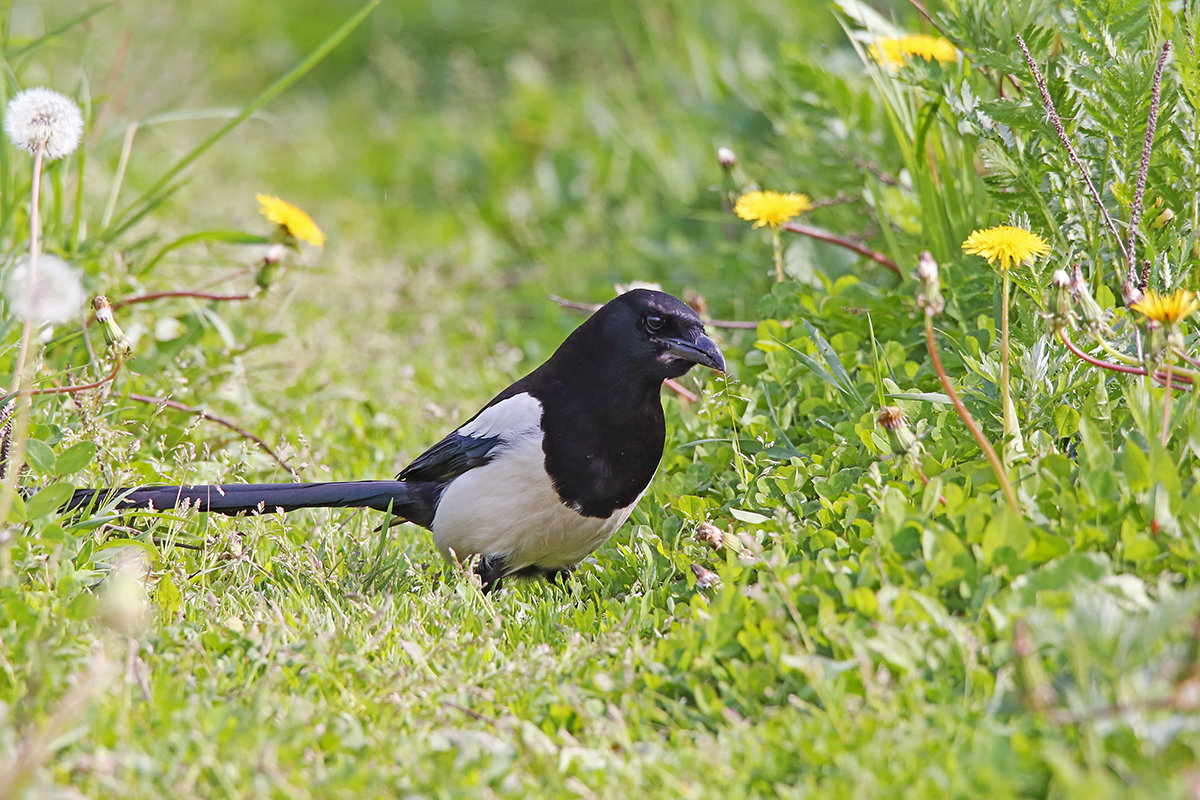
[663,333,725,372]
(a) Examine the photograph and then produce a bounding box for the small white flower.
[717,146,737,167]
[5,254,85,325]
[4,88,83,161]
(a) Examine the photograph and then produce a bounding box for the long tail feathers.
[64,480,435,527]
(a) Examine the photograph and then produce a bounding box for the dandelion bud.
[1046,270,1073,332]
[915,251,938,283]
[717,147,737,168]
[1068,264,1087,295]
[877,405,920,458]
[690,562,720,590]
[914,251,944,316]
[1152,208,1175,230]
[92,296,132,357]
[695,522,725,549]
[1067,264,1108,334]
[4,88,83,161]
[262,242,288,266]
[1121,280,1143,308]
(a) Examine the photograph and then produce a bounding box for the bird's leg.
[476,555,507,594]
[545,566,574,585]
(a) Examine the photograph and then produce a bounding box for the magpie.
[65,289,725,591]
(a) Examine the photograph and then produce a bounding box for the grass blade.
[100,0,379,243]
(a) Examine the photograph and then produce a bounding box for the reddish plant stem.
[0,360,123,404]
[113,289,258,309]
[782,222,902,275]
[663,379,699,403]
[904,0,942,31]
[924,315,1020,514]
[1058,331,1146,375]
[1058,330,1195,390]
[127,393,294,474]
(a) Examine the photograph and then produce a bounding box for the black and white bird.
[66,289,725,591]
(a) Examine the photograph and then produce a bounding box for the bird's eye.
[644,314,665,333]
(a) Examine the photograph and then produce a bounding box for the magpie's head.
[595,289,726,380]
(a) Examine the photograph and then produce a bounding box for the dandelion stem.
[0,143,46,533]
[1000,272,1013,458]
[10,144,44,398]
[1016,34,1131,268]
[772,227,784,282]
[1163,365,1174,445]
[924,313,1020,514]
[1093,336,1142,367]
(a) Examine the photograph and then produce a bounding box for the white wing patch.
[458,392,543,439]
[432,392,642,574]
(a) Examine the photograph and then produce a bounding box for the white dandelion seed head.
[4,88,83,161]
[5,253,86,326]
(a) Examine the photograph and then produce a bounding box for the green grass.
[4,0,1200,797]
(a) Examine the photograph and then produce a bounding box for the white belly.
[431,433,638,573]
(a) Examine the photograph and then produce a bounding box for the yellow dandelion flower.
[1130,288,1200,325]
[256,193,326,248]
[962,225,1051,271]
[734,190,812,229]
[870,34,958,67]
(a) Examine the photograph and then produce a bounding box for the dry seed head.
[691,562,721,589]
[877,405,920,458]
[1067,264,1109,333]
[695,522,725,549]
[5,253,85,325]
[4,88,83,160]
[877,406,904,431]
